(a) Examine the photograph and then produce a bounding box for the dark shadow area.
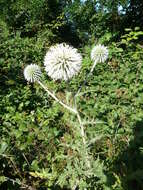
[108,120,143,190]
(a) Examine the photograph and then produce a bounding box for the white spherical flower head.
[44,43,82,81]
[91,44,108,63]
[24,64,41,83]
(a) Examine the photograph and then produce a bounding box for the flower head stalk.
[75,44,108,97]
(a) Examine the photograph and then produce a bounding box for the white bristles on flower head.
[91,44,108,63]
[44,43,82,81]
[24,64,41,83]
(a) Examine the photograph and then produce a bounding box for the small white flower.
[24,64,41,82]
[44,43,82,81]
[91,44,108,63]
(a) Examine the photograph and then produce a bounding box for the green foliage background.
[1,0,143,189]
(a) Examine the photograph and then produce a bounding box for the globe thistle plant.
[91,44,108,63]
[23,43,110,183]
[24,64,41,83]
[44,43,82,81]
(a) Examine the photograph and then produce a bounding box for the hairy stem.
[38,81,77,114]
[38,81,91,169]
[77,112,91,169]
[75,60,97,97]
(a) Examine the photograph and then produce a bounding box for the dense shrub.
[1,0,143,189]
[1,25,143,189]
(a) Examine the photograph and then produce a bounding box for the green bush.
[1,26,143,189]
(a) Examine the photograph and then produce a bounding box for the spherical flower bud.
[91,44,108,63]
[24,64,41,82]
[44,43,82,81]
